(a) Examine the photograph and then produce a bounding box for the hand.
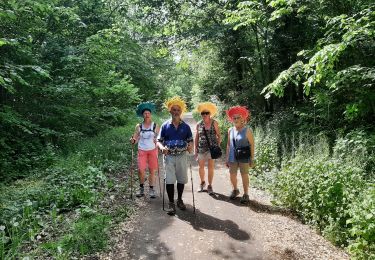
[194,153,198,161]
[249,160,255,168]
[130,137,136,144]
[226,161,229,168]
[161,147,169,155]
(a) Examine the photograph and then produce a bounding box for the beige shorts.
[197,151,212,161]
[229,162,249,175]
[163,153,188,184]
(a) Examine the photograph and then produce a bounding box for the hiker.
[225,106,255,204]
[130,102,160,198]
[194,102,222,195]
[157,96,193,215]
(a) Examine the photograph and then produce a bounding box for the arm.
[156,124,169,154]
[247,128,255,167]
[194,124,199,157]
[213,120,222,145]
[187,125,194,154]
[226,128,231,167]
[130,124,140,144]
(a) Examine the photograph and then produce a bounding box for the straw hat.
[196,102,218,117]
[164,96,187,114]
[226,106,250,122]
[136,102,155,117]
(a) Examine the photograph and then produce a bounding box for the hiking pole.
[162,154,166,211]
[130,142,134,200]
[190,161,196,214]
[157,154,162,197]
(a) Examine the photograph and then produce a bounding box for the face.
[200,110,210,118]
[143,110,151,119]
[232,114,244,125]
[170,105,182,118]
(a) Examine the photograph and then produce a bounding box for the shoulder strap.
[231,127,236,148]
[152,122,156,132]
[139,123,143,131]
[203,127,212,148]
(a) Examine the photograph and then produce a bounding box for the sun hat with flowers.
[196,102,218,117]
[164,96,187,114]
[136,102,156,117]
[226,106,250,122]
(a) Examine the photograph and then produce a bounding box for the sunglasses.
[201,111,210,115]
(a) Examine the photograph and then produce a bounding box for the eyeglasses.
[201,111,210,115]
[233,116,241,120]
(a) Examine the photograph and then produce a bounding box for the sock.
[140,183,144,188]
[150,186,154,189]
[177,183,184,201]
[166,184,174,203]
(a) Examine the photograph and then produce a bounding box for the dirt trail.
[99,113,349,260]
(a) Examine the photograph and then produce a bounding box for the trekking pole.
[157,154,162,197]
[130,143,134,200]
[190,161,196,214]
[162,158,166,211]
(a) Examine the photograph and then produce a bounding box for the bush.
[347,185,375,259]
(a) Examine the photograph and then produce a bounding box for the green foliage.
[0,121,136,258]
[49,212,110,256]
[347,185,375,259]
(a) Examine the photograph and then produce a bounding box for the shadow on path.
[212,192,291,216]
[176,203,251,241]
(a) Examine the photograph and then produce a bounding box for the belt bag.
[235,146,251,160]
[209,145,222,159]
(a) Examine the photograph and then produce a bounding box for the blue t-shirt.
[158,119,193,155]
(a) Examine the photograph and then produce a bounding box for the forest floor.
[94,113,349,260]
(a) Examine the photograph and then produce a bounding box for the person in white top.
[130,102,160,198]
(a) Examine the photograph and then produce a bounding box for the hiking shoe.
[136,187,144,197]
[240,194,250,204]
[207,185,214,195]
[198,181,206,192]
[177,200,186,210]
[167,202,176,215]
[149,188,156,198]
[229,189,240,199]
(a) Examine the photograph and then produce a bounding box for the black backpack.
[139,122,156,133]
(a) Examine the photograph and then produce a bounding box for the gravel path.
[97,113,349,260]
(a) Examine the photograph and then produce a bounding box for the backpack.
[139,122,156,133]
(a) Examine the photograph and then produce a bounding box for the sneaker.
[167,202,176,215]
[229,189,240,199]
[207,185,214,195]
[149,188,156,198]
[240,194,250,204]
[198,181,206,192]
[136,187,144,197]
[177,200,186,210]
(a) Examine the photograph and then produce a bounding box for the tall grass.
[252,122,375,258]
[0,116,139,258]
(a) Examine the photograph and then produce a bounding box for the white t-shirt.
[138,122,156,151]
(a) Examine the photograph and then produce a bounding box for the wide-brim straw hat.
[226,106,250,122]
[164,96,187,114]
[196,102,218,117]
[136,102,156,117]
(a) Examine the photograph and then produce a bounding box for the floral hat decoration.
[226,106,250,123]
[136,102,156,117]
[164,96,187,114]
[196,102,218,117]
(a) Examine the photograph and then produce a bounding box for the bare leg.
[148,169,155,186]
[138,170,145,184]
[207,159,214,186]
[241,173,249,195]
[198,159,206,184]
[230,172,237,190]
